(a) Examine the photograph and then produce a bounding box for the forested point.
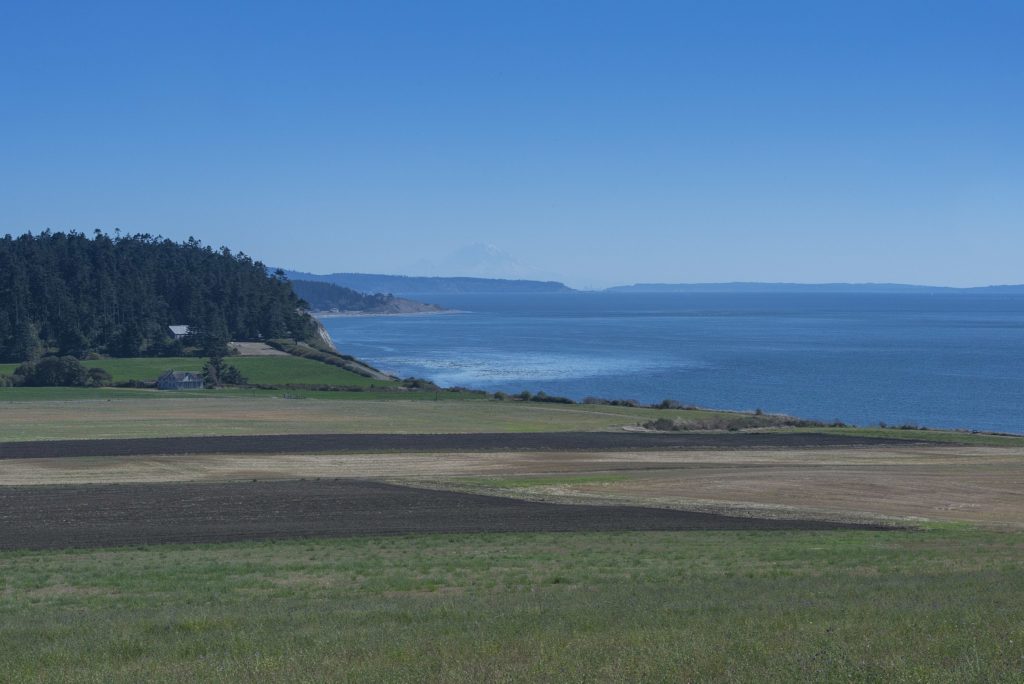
[289,279,402,312]
[0,231,316,362]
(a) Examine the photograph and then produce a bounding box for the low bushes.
[446,386,489,396]
[86,367,113,387]
[643,413,827,432]
[402,377,441,391]
[247,383,372,392]
[8,356,114,388]
[505,390,575,404]
[529,391,575,404]
[267,338,383,379]
[583,396,641,407]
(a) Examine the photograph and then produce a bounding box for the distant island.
[282,271,1024,296]
[605,282,1024,294]
[290,279,447,315]
[281,270,575,295]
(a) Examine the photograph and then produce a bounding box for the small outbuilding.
[157,370,204,390]
[168,325,192,340]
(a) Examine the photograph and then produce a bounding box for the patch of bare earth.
[1,445,1023,527]
[228,342,289,356]
[0,479,860,550]
[556,462,1024,527]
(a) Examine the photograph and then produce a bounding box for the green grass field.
[4,387,1024,445]
[0,355,392,388]
[1,526,1021,682]
[4,357,1023,444]
[0,394,747,441]
[2,379,1023,681]
[0,386,484,403]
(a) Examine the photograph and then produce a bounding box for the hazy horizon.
[281,255,1024,291]
[3,2,1021,289]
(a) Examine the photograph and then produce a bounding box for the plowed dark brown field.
[0,431,927,460]
[0,479,881,550]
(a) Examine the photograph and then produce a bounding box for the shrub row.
[491,390,575,404]
[3,356,112,388]
[247,383,397,392]
[582,396,640,407]
[266,338,382,379]
[643,413,830,432]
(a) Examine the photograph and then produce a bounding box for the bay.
[320,292,1024,433]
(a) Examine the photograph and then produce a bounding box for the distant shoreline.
[312,309,460,319]
[606,282,1024,294]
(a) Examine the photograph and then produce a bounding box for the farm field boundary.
[0,431,935,459]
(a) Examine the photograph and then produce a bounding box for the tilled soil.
[0,431,929,460]
[0,479,881,550]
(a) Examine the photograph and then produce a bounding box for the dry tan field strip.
[0,479,881,551]
[2,437,1022,527]
[0,430,931,460]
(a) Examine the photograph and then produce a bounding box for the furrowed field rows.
[0,479,881,551]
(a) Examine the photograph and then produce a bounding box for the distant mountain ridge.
[606,282,1024,294]
[281,269,1024,296]
[282,270,575,295]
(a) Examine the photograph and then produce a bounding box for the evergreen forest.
[289,279,404,312]
[0,231,316,362]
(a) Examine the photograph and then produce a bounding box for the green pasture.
[0,395,745,441]
[0,386,484,404]
[1,526,1021,682]
[2,386,1022,445]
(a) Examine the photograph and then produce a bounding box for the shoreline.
[311,301,1023,436]
[312,309,460,319]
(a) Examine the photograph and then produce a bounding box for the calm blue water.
[321,293,1024,434]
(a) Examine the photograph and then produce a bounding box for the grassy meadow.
[3,353,1023,446]
[2,356,1024,681]
[5,386,1024,445]
[0,394,742,441]
[1,526,1022,682]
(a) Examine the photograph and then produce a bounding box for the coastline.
[312,309,460,319]
[313,292,1024,434]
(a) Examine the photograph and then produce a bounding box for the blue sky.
[1,1,1021,288]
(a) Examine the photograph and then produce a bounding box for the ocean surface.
[320,293,1024,434]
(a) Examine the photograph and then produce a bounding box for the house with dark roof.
[157,370,204,390]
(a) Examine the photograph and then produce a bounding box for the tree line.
[0,231,316,362]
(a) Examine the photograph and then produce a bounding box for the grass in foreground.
[1,527,1022,682]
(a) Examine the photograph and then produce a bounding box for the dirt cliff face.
[313,318,338,352]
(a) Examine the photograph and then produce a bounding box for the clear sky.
[1,1,1021,288]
